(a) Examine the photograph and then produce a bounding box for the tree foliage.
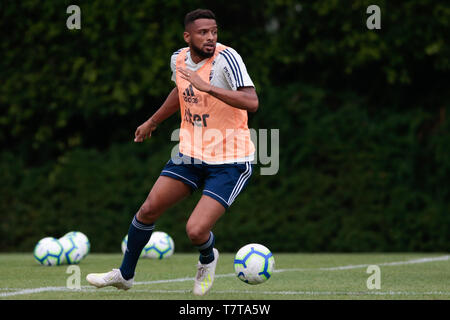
[1,0,449,252]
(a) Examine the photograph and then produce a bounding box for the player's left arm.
[177,67,258,112]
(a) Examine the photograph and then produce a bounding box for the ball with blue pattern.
[234,243,275,284]
[121,231,175,259]
[33,237,64,266]
[62,231,90,260]
[143,231,175,259]
[59,236,84,264]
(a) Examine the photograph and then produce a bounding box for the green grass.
[0,253,449,300]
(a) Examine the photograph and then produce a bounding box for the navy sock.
[119,215,154,280]
[197,232,215,264]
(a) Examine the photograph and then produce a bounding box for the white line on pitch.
[1,255,448,298]
[274,255,450,272]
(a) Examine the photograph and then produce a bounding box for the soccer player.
[86,8,258,296]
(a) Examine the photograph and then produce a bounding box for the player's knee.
[186,223,208,244]
[137,200,160,224]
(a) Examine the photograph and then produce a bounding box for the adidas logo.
[183,84,199,104]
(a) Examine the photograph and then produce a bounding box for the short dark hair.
[184,9,216,28]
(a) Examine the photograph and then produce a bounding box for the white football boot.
[193,248,219,296]
[86,268,133,290]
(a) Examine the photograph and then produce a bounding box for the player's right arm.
[134,86,180,142]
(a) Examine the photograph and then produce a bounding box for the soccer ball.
[121,232,174,259]
[143,231,175,259]
[59,236,84,264]
[63,231,90,258]
[234,243,275,284]
[33,237,64,266]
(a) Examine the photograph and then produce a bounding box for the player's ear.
[183,31,190,44]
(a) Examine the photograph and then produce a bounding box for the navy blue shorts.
[160,153,253,209]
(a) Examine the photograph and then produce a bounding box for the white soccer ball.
[142,231,175,259]
[33,237,64,266]
[59,236,85,264]
[63,231,90,258]
[234,243,275,285]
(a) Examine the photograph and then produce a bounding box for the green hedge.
[2,1,449,163]
[1,1,449,252]
[1,84,448,252]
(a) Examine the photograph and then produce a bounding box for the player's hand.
[134,119,157,142]
[177,67,211,93]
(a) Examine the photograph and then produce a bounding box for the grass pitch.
[0,252,449,300]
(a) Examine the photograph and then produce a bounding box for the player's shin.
[119,215,154,280]
[196,231,216,264]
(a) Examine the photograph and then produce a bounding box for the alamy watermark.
[62,3,382,176]
[366,5,381,30]
[66,265,81,290]
[66,5,381,31]
[366,265,381,290]
[170,128,279,175]
[66,5,81,30]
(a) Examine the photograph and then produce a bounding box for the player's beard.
[191,42,215,59]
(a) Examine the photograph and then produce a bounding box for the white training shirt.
[170,43,255,90]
